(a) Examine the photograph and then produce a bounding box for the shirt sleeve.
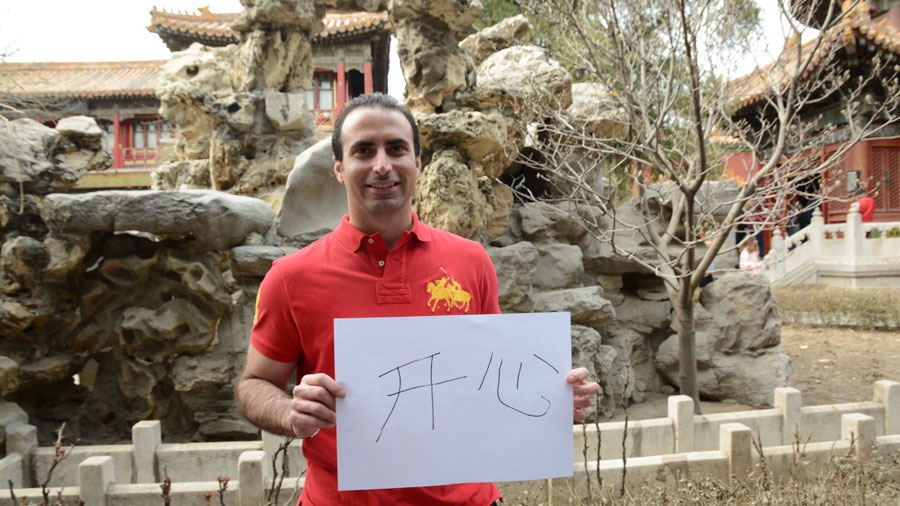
[250,260,303,362]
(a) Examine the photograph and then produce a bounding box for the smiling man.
[235,93,599,506]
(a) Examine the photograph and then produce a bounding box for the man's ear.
[415,154,422,175]
[334,157,344,183]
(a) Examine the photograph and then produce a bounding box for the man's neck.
[350,212,413,250]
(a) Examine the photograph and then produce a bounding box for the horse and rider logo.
[426,267,472,313]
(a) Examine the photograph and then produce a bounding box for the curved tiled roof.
[0,61,163,100]
[148,6,390,50]
[730,1,900,111]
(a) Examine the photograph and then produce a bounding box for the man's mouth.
[368,182,399,189]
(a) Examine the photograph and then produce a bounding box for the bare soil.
[615,324,900,421]
[779,324,900,406]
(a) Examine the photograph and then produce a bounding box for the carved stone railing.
[765,205,900,287]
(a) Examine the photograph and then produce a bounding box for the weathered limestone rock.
[415,149,493,238]
[699,272,782,350]
[42,190,274,250]
[475,46,573,110]
[460,14,530,66]
[571,325,620,418]
[52,116,112,175]
[534,243,583,290]
[392,17,477,112]
[655,273,790,407]
[264,90,315,137]
[0,118,110,195]
[416,110,518,178]
[152,160,212,190]
[231,0,326,34]
[230,245,296,278]
[487,241,538,313]
[0,356,19,394]
[533,286,615,328]
[0,236,49,287]
[612,294,671,334]
[276,138,347,238]
[516,203,590,244]
[567,82,624,138]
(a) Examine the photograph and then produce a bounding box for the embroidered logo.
[426,267,472,313]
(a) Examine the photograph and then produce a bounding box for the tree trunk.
[676,277,701,413]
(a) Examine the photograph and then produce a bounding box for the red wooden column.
[113,113,122,169]
[363,62,373,94]
[336,62,346,116]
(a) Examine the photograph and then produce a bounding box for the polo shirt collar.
[334,212,432,251]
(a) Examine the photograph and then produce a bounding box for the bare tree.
[512,0,900,407]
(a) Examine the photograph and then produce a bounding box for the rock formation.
[655,273,792,408]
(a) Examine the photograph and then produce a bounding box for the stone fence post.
[844,203,863,261]
[874,380,900,435]
[239,450,266,506]
[774,387,802,445]
[6,423,37,487]
[719,423,752,484]
[132,420,161,483]
[79,456,115,506]
[668,395,694,453]
[809,207,824,253]
[770,229,785,281]
[842,414,876,459]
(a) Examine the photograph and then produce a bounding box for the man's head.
[331,93,422,238]
[332,93,420,161]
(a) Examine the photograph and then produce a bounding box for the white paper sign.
[334,312,572,491]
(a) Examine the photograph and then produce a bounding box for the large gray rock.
[460,14,531,66]
[533,286,615,328]
[415,149,495,239]
[699,272,782,351]
[516,203,590,244]
[276,138,347,238]
[655,273,790,407]
[0,120,62,193]
[487,241,538,313]
[41,190,274,250]
[534,243,583,290]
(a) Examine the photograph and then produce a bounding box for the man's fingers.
[566,367,590,384]
[299,373,346,398]
[290,397,337,425]
[574,382,600,396]
[573,395,592,409]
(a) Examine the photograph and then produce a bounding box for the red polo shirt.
[251,213,501,506]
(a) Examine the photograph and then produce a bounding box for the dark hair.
[331,92,420,161]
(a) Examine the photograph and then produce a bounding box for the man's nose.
[372,149,391,175]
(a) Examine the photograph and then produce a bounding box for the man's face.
[334,106,421,233]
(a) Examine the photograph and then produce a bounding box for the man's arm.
[235,345,345,438]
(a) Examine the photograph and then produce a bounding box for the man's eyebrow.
[385,138,411,147]
[349,140,375,150]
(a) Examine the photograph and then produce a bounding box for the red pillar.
[336,62,346,117]
[363,62,373,94]
[113,113,122,169]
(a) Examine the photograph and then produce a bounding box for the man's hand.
[567,367,600,422]
[288,373,347,438]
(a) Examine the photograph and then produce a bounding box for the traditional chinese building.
[0,7,390,189]
[728,0,900,225]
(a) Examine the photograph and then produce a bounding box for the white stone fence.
[0,380,897,505]
[765,205,900,287]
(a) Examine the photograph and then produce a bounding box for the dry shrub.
[774,285,900,330]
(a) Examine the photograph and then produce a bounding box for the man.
[235,93,600,505]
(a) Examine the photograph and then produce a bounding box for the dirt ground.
[614,323,900,421]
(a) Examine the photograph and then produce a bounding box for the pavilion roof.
[730,1,900,112]
[0,60,163,100]
[148,6,390,50]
